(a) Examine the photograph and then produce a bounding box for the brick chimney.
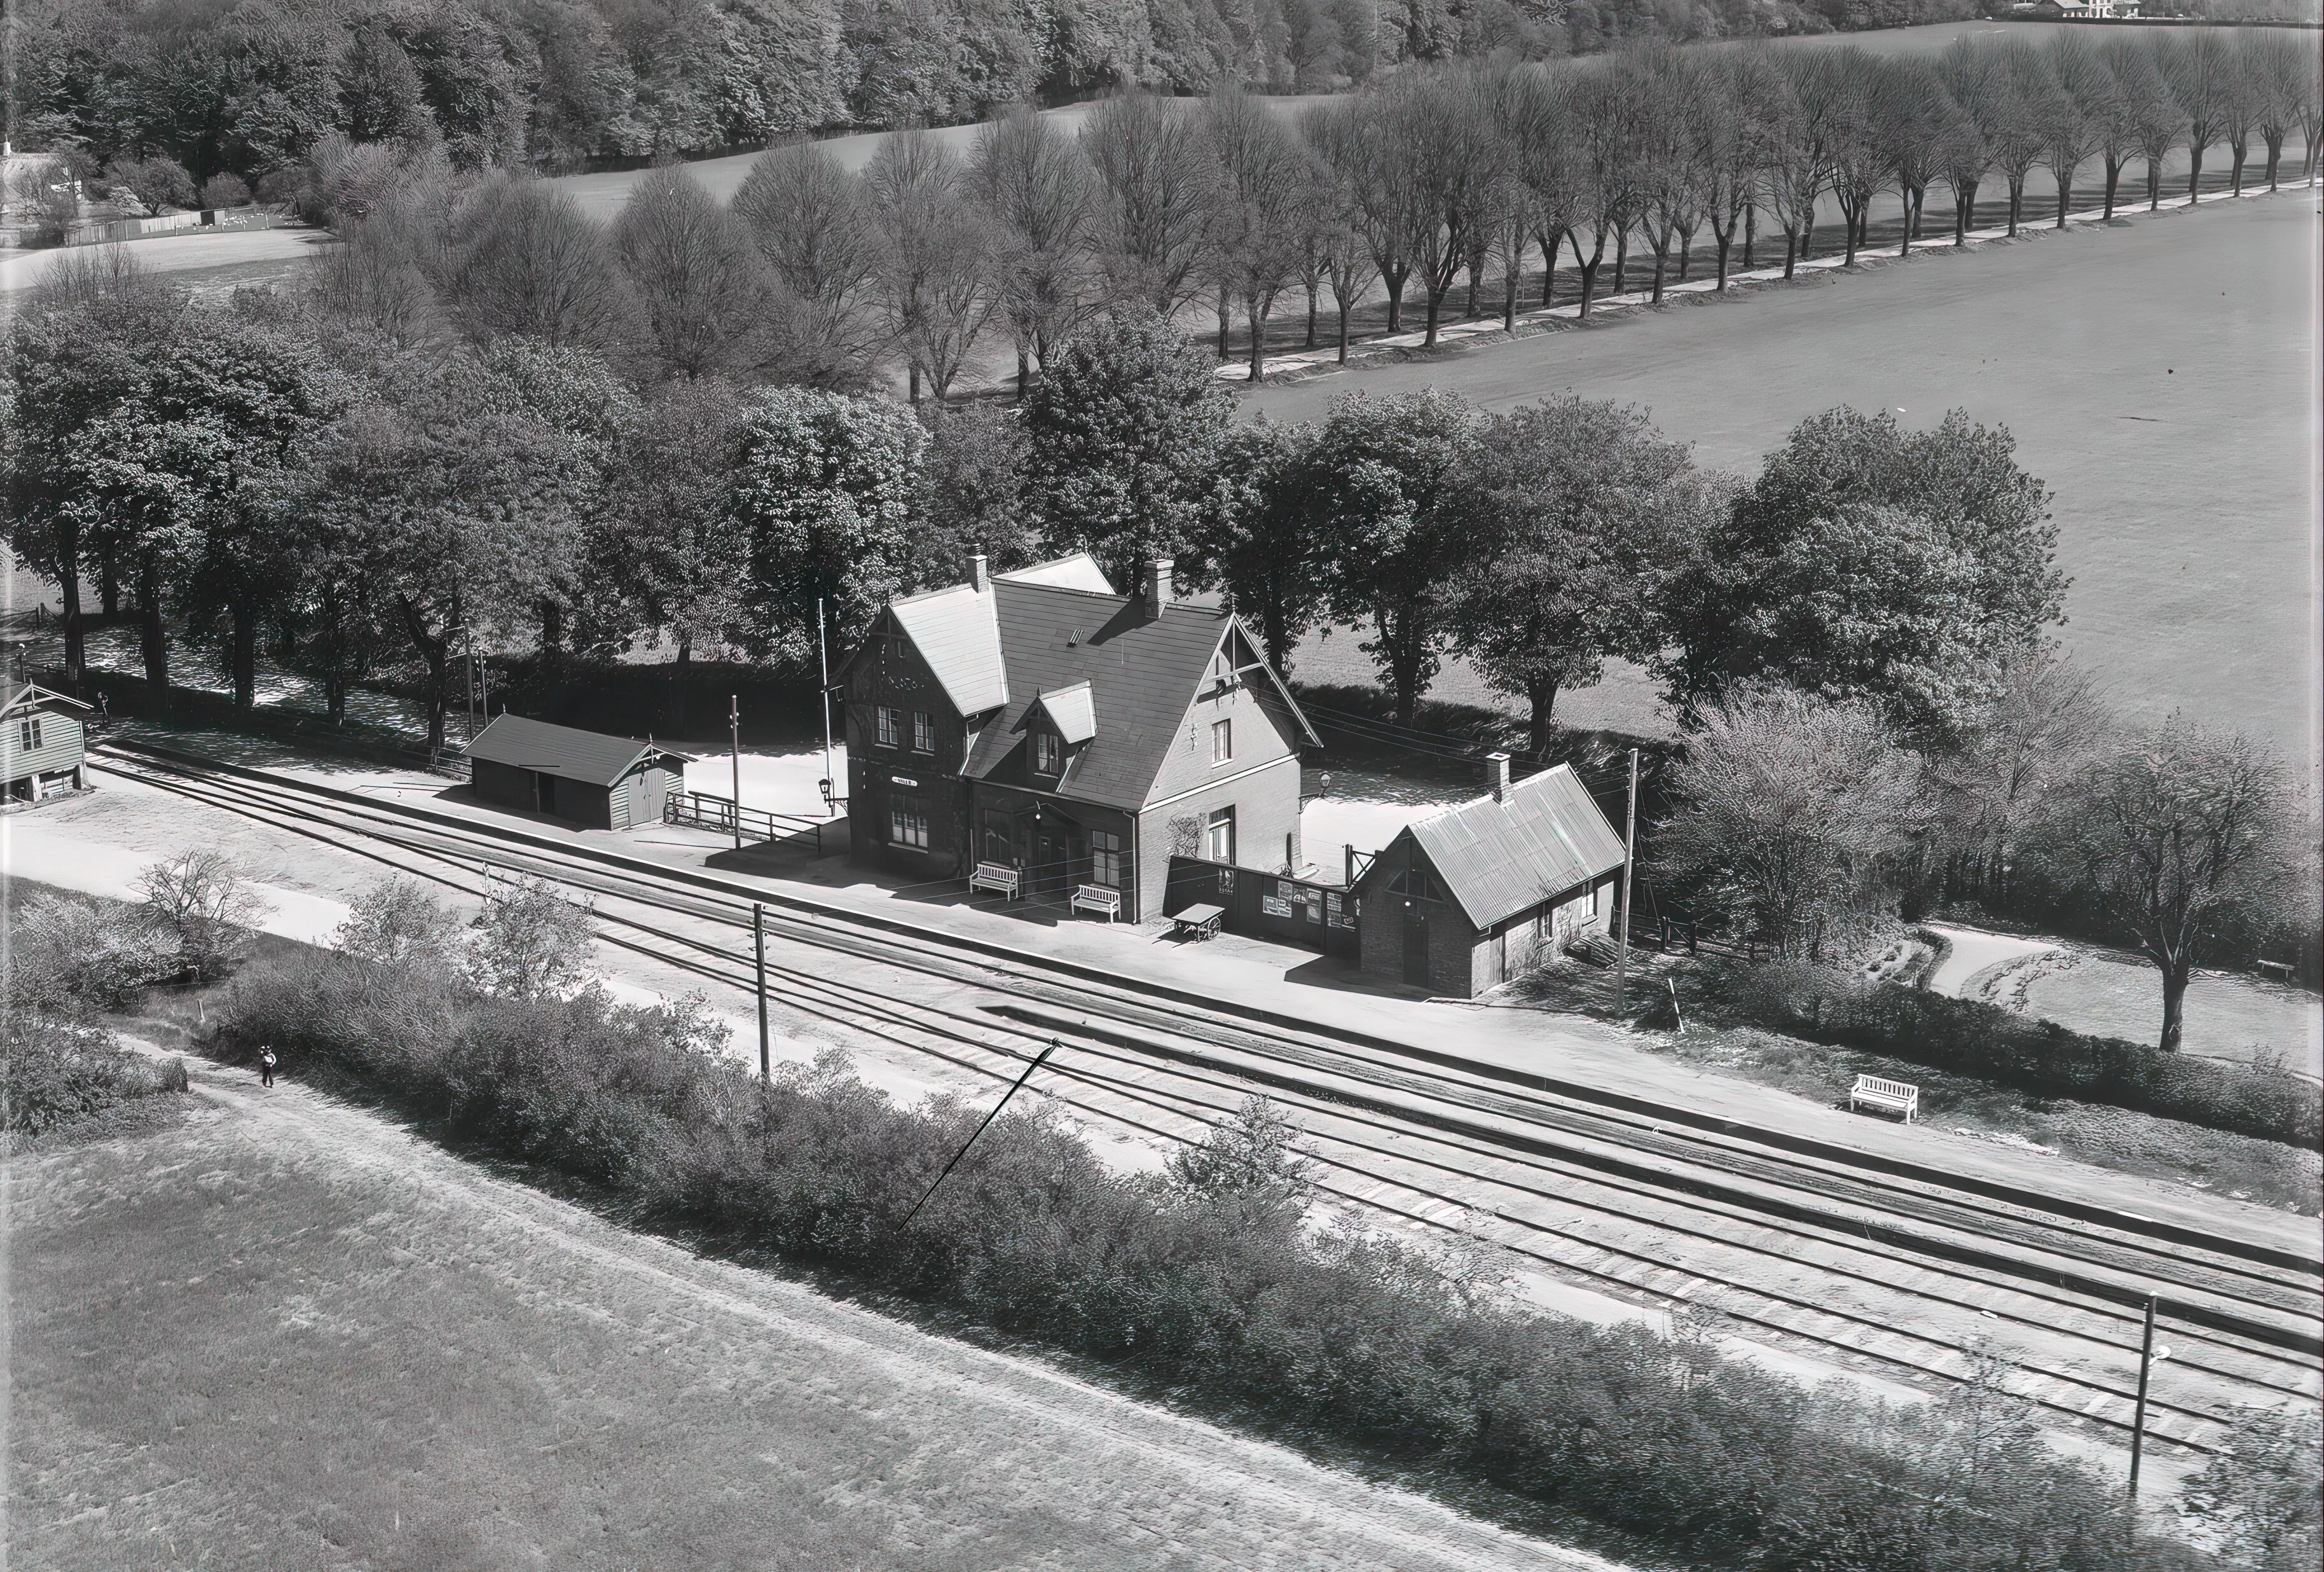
[1144,559,1172,611]
[1486,751,1511,803]
[969,552,988,592]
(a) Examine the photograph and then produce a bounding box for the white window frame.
[912,710,935,752]
[1211,717,1232,764]
[889,793,929,848]
[20,717,41,750]
[1034,731,1061,774]
[1205,805,1235,865]
[1090,829,1123,889]
[876,705,901,748]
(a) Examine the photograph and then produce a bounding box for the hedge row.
[212,951,2211,1572]
[1736,965,2321,1148]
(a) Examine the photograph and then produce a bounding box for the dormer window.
[1034,731,1061,774]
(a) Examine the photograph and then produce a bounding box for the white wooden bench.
[1848,1074,1920,1123]
[969,861,1021,900]
[2256,958,2295,983]
[1071,883,1122,922]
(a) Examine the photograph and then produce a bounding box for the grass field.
[2017,945,2324,1077]
[4,1066,1608,1572]
[1252,193,2322,755]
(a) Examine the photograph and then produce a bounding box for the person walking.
[258,1045,277,1087]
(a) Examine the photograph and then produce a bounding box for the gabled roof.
[890,582,1008,715]
[994,552,1113,593]
[1,682,92,715]
[1031,680,1096,745]
[1399,764,1627,930]
[464,714,693,789]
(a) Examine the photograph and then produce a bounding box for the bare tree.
[2047,719,2294,1051]
[2158,29,2231,203]
[1983,43,2051,238]
[1817,49,1884,265]
[2093,34,2168,219]
[2245,31,2316,190]
[1498,62,1579,307]
[2038,32,2110,227]
[610,163,770,380]
[2122,41,2185,210]
[1876,56,1958,256]
[1759,60,1827,277]
[1303,150,1377,365]
[863,131,994,403]
[1925,651,2109,905]
[439,176,638,352]
[1702,50,1780,291]
[1197,84,1314,382]
[972,107,1101,398]
[2217,33,2266,196]
[1082,91,1212,314]
[1936,39,1997,244]
[1564,64,1644,312]
[1305,94,1418,333]
[1629,45,1707,304]
[1393,68,1502,348]
[732,141,883,383]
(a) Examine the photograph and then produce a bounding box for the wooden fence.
[1164,856,1360,958]
[664,789,841,857]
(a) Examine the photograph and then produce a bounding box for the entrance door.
[537,773,558,818]
[1033,825,1066,897]
[1403,910,1430,987]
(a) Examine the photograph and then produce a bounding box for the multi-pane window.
[1034,731,1061,773]
[1090,830,1123,889]
[875,705,901,748]
[982,810,1014,864]
[1211,718,1232,764]
[1205,805,1235,865]
[912,710,935,752]
[18,717,42,750]
[888,793,929,848]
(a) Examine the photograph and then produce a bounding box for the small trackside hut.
[1352,755,1628,998]
[0,682,92,804]
[464,714,692,831]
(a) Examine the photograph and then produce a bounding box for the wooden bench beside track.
[970,862,1021,900]
[1071,883,1122,922]
[1848,1074,1920,1124]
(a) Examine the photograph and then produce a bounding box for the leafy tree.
[437,176,639,354]
[339,25,437,147]
[972,104,1101,399]
[104,153,197,214]
[2180,1403,2323,1571]
[1923,651,2108,907]
[1659,406,2065,743]
[731,140,883,389]
[918,401,1038,580]
[333,878,465,970]
[1018,312,1234,588]
[2041,719,2295,1052]
[1167,1094,1316,1209]
[199,171,253,209]
[1309,387,1484,727]
[1655,687,1922,960]
[1451,396,1717,757]
[1194,417,1328,675]
[724,385,928,667]
[469,874,595,1000]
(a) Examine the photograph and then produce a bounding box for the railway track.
[87,739,2324,1455]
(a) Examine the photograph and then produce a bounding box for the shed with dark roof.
[1352,757,1627,998]
[464,714,694,830]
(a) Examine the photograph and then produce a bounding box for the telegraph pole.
[753,902,770,1082]
[729,694,743,851]
[900,1040,1060,1229]
[2128,1293,2159,1498]
[1616,747,1639,1005]
[817,598,837,814]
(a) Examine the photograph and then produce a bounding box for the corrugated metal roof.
[464,714,692,789]
[1405,764,1628,930]
[1035,680,1096,745]
[994,552,1114,593]
[891,583,1008,714]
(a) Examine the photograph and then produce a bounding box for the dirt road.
[7,1060,1616,1572]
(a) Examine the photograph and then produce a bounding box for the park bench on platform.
[1071,883,1122,922]
[970,862,1021,900]
[1848,1074,1920,1123]
[2257,959,2295,983]
[1170,902,1225,942]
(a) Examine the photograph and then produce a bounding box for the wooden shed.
[464,715,691,831]
[1,682,92,804]
[1353,755,1628,998]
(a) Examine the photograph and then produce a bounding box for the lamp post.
[729,694,742,852]
[1616,747,1639,1005]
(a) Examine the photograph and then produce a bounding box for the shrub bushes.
[1735,966,2321,1148]
[2,1012,174,1137]
[212,948,2211,1571]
